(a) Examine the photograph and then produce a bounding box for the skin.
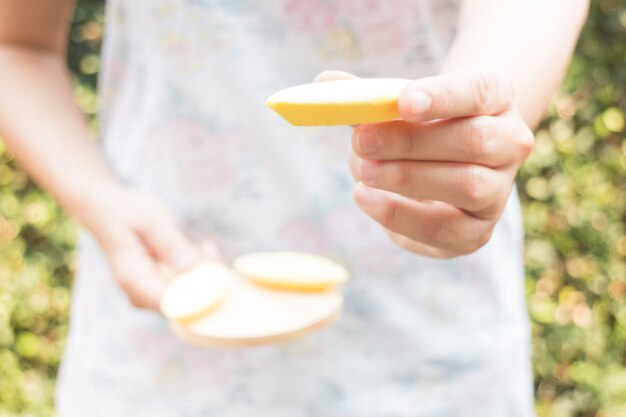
[0,0,203,311]
[0,1,589,310]
[318,0,590,258]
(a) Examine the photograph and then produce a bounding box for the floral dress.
[56,1,535,416]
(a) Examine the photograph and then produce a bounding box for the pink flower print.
[331,0,391,19]
[278,219,331,253]
[332,0,418,21]
[180,139,238,194]
[331,0,413,53]
[148,119,209,156]
[284,0,336,34]
[146,119,240,195]
[360,22,406,54]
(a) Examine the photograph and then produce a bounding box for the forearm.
[0,46,119,225]
[443,0,589,128]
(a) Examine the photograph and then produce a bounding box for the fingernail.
[358,159,379,181]
[411,91,432,115]
[354,183,372,208]
[357,129,381,155]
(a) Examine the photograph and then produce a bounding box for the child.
[0,0,588,415]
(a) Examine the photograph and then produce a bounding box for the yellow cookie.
[265,78,412,126]
[233,252,350,292]
[160,260,233,323]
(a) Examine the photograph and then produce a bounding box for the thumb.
[198,239,225,263]
[313,70,360,83]
[136,211,201,273]
[313,70,363,129]
[107,229,167,311]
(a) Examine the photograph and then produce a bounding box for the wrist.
[60,178,126,230]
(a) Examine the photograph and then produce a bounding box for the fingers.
[348,150,359,180]
[90,188,219,311]
[134,204,201,272]
[353,183,494,255]
[157,239,224,279]
[398,69,514,123]
[198,239,225,262]
[344,69,523,257]
[385,229,457,259]
[352,113,534,167]
[354,158,512,216]
[313,70,360,83]
[107,229,166,311]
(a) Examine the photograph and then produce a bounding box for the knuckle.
[150,201,170,219]
[137,192,168,216]
[466,223,495,253]
[112,257,138,294]
[459,166,491,209]
[352,126,365,153]
[422,218,496,258]
[475,226,494,249]
[127,295,144,309]
[379,197,400,227]
[455,223,494,255]
[464,117,493,159]
[496,74,515,106]
[139,206,174,233]
[386,229,431,255]
[389,163,411,189]
[115,271,134,294]
[131,212,150,231]
[433,249,459,259]
[389,230,423,254]
[441,82,454,114]
[115,268,146,308]
[388,230,409,247]
[469,69,513,113]
[401,124,416,154]
[517,126,535,158]
[421,218,445,244]
[349,153,359,179]
[156,235,177,254]
[471,72,494,113]
[426,222,473,257]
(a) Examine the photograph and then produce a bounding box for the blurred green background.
[0,0,625,416]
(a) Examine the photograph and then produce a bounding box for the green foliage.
[522,1,626,416]
[0,144,74,416]
[0,3,102,416]
[0,0,624,416]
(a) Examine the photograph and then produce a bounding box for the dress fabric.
[56,1,535,416]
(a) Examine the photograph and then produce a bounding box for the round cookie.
[160,260,233,323]
[233,251,349,292]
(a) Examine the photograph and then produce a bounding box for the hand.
[316,69,534,258]
[78,185,207,310]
